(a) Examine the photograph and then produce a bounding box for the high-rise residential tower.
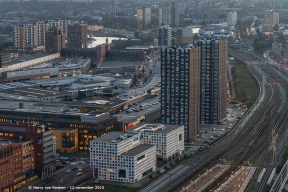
[161,46,201,143]
[67,22,88,48]
[157,25,172,47]
[227,11,237,26]
[45,27,66,53]
[193,39,228,125]
[13,24,38,48]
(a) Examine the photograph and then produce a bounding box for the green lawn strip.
[232,65,259,104]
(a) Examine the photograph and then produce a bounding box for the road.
[18,157,91,192]
[115,54,161,101]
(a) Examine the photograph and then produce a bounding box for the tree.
[274,24,280,31]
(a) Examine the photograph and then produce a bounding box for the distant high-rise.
[45,27,66,53]
[227,11,237,26]
[171,1,180,27]
[67,22,88,49]
[37,22,49,45]
[161,46,201,143]
[159,8,171,26]
[137,7,151,28]
[157,25,172,47]
[47,19,71,38]
[159,7,179,27]
[193,39,228,124]
[172,0,185,13]
[13,24,38,48]
[264,10,279,26]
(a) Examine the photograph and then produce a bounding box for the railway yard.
[140,49,288,192]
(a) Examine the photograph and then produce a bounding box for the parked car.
[190,152,195,156]
[184,154,191,158]
[149,174,156,179]
[211,128,215,131]
[158,169,165,174]
[71,167,77,171]
[164,165,170,169]
[95,179,101,184]
[170,162,176,166]
[66,169,71,173]
[70,158,75,161]
[176,157,182,162]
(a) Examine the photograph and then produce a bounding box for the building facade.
[137,7,151,28]
[159,8,171,26]
[37,22,50,46]
[90,132,156,183]
[131,124,184,161]
[161,46,201,143]
[175,27,194,45]
[0,123,56,178]
[157,25,172,47]
[227,11,237,26]
[0,53,11,68]
[0,35,9,45]
[67,22,88,48]
[193,39,228,124]
[264,11,279,26]
[45,27,66,53]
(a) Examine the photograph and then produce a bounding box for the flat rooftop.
[70,98,126,108]
[121,144,155,156]
[131,124,183,134]
[10,53,54,65]
[93,131,137,143]
[0,87,71,99]
[54,58,90,69]
[99,60,143,68]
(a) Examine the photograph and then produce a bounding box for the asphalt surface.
[18,156,91,192]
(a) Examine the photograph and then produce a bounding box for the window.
[179,134,182,142]
[137,154,145,161]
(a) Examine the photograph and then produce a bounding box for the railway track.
[245,63,288,192]
[202,67,283,192]
[166,62,278,192]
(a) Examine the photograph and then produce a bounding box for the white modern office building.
[90,132,156,183]
[131,124,184,161]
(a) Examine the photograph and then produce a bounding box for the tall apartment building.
[90,132,156,183]
[159,8,171,26]
[67,22,88,48]
[193,39,228,124]
[60,20,71,38]
[137,7,151,28]
[172,0,185,13]
[264,10,279,26]
[37,22,49,46]
[227,11,237,26]
[13,24,38,48]
[157,25,172,47]
[45,27,66,53]
[159,7,179,27]
[161,46,201,143]
[175,27,194,45]
[171,2,180,27]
